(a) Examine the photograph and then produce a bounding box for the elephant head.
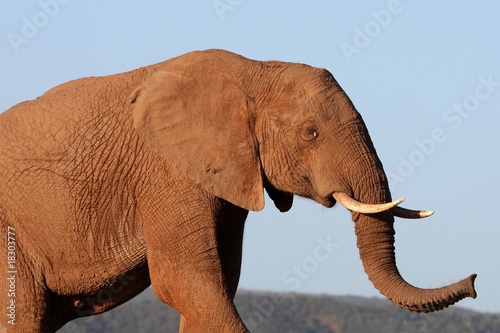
[130,49,476,312]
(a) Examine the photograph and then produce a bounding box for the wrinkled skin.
[0,49,476,333]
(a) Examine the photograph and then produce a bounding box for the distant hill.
[57,289,500,333]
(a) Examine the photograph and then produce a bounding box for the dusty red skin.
[0,49,476,332]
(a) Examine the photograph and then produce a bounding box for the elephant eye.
[302,126,319,141]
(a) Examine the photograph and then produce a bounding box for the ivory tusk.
[332,192,404,214]
[391,206,434,219]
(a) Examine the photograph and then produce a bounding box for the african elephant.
[0,49,476,333]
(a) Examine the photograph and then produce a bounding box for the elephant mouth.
[317,194,336,208]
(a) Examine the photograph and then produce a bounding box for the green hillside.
[57,290,500,333]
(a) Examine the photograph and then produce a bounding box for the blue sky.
[1,1,499,314]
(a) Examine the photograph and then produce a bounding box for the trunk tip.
[392,274,478,313]
[467,273,478,299]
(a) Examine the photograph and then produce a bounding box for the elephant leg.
[141,188,249,333]
[179,203,248,333]
[178,201,248,333]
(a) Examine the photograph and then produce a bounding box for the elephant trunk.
[354,212,477,312]
[343,123,477,312]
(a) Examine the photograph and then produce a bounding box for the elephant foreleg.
[141,188,249,333]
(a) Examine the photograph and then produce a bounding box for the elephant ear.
[130,70,264,211]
